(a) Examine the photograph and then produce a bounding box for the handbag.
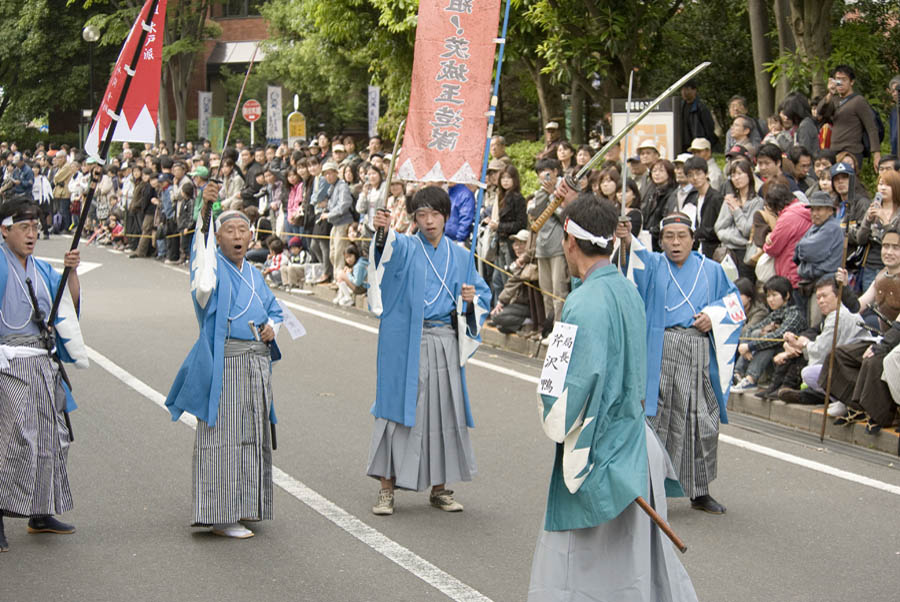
[755,252,776,282]
[743,241,762,265]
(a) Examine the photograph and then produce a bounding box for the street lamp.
[82,24,100,118]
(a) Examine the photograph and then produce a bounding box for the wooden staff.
[819,223,851,441]
[739,336,785,342]
[618,70,635,271]
[635,496,688,553]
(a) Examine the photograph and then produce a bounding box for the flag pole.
[47,0,162,327]
[468,0,512,264]
[618,70,635,271]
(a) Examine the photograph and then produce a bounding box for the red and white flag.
[397,0,501,185]
[85,0,167,162]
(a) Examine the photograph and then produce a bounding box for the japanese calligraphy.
[142,47,154,61]
[441,36,471,60]
[434,83,465,105]
[430,106,464,129]
[445,0,473,13]
[537,322,578,398]
[436,59,469,83]
[427,128,460,151]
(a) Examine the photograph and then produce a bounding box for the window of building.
[222,0,264,18]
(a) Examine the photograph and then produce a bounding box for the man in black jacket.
[680,79,718,152]
[683,156,723,258]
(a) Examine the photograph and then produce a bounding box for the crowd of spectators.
[1,64,898,432]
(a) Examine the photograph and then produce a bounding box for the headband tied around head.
[215,210,251,230]
[661,213,694,233]
[1,212,40,227]
[564,217,611,248]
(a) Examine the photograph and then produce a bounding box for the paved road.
[3,238,900,602]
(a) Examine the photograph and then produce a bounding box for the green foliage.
[507,140,543,196]
[642,0,755,130]
[0,0,121,136]
[763,50,827,96]
[260,0,417,137]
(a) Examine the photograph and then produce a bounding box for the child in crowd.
[281,236,310,290]
[733,276,807,392]
[735,277,767,327]
[262,237,287,286]
[110,214,126,250]
[761,115,783,147]
[333,243,368,307]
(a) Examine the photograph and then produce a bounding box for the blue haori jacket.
[367,228,490,427]
[625,238,744,423]
[165,224,283,427]
[0,253,87,412]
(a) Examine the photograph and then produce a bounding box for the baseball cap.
[545,121,560,130]
[511,229,530,242]
[189,165,209,179]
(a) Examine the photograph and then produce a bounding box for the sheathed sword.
[249,320,277,451]
[25,277,73,441]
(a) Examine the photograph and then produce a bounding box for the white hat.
[511,229,530,242]
[545,121,560,130]
[688,137,711,152]
[332,144,346,152]
[637,139,658,152]
[674,153,693,164]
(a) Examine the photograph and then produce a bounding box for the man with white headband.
[165,198,284,540]
[528,194,697,601]
[0,201,87,553]
[617,212,744,515]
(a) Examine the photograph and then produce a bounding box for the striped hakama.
[192,339,273,526]
[528,423,698,602]
[647,327,719,499]
[366,324,477,491]
[0,336,73,518]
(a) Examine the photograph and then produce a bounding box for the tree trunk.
[524,56,563,136]
[158,68,172,147]
[773,0,795,106]
[748,0,774,118]
[570,78,585,145]
[789,0,833,98]
[0,93,10,122]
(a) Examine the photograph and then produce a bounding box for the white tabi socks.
[211,522,254,539]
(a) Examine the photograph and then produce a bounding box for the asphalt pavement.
[2,236,899,602]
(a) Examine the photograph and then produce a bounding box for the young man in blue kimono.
[617,213,744,515]
[166,200,283,540]
[366,185,490,516]
[529,195,697,601]
[0,201,87,553]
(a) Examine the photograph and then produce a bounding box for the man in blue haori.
[528,196,697,601]
[166,200,283,540]
[0,201,87,553]
[366,185,490,516]
[617,212,744,515]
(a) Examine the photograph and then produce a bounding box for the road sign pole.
[250,121,255,147]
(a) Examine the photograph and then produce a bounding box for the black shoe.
[27,515,75,534]
[690,494,726,514]
[777,388,804,404]
[0,515,7,552]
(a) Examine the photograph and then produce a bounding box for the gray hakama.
[528,423,698,602]
[366,324,477,491]
[192,339,273,526]
[0,336,73,517]
[647,327,719,499]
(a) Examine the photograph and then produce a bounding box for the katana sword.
[375,119,406,247]
[249,320,277,451]
[531,61,712,232]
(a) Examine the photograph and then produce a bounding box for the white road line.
[36,256,103,275]
[719,434,900,496]
[85,345,492,602]
[143,258,900,495]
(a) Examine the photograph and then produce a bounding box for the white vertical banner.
[267,85,283,143]
[198,91,212,140]
[367,85,380,138]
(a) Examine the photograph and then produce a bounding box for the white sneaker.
[731,376,757,393]
[827,401,848,417]
[211,523,254,539]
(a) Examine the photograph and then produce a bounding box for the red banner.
[85,0,166,161]
[397,0,501,185]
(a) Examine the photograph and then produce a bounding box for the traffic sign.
[242,99,262,123]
